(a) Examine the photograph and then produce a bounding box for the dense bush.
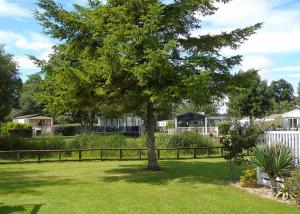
[285,170,300,206]
[216,121,230,135]
[240,169,257,187]
[53,123,82,136]
[167,132,219,148]
[0,122,32,138]
[252,143,294,194]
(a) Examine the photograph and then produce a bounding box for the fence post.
[207,147,210,158]
[193,148,196,159]
[79,151,82,161]
[59,152,62,161]
[176,148,179,159]
[17,152,20,164]
[221,147,224,157]
[120,149,122,160]
[100,149,103,160]
[37,151,41,163]
[157,149,160,159]
[139,149,142,160]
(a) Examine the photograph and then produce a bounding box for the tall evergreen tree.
[0,45,22,122]
[35,0,261,170]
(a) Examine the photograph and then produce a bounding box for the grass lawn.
[0,159,299,214]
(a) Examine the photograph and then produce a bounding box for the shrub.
[222,122,262,180]
[167,121,174,129]
[252,143,294,194]
[0,122,32,138]
[285,170,300,206]
[53,123,81,136]
[240,169,257,187]
[167,132,219,148]
[217,121,230,135]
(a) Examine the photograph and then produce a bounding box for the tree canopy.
[270,79,294,103]
[228,70,274,123]
[11,73,44,117]
[35,0,261,170]
[0,45,22,123]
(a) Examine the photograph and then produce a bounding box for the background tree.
[296,82,300,106]
[228,70,274,124]
[11,73,44,117]
[270,79,295,113]
[35,0,261,170]
[0,45,22,123]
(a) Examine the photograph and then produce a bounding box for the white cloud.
[199,0,300,55]
[270,66,300,72]
[15,33,53,51]
[288,74,300,78]
[0,30,53,52]
[14,55,37,70]
[0,0,31,19]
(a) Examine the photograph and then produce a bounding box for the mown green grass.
[0,159,299,214]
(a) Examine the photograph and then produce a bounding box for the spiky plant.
[252,143,294,194]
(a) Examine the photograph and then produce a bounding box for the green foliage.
[285,170,300,206]
[261,117,284,130]
[166,121,174,129]
[34,0,261,169]
[52,123,82,136]
[274,101,296,114]
[216,121,230,135]
[228,70,274,123]
[12,74,44,116]
[240,169,257,188]
[252,143,294,193]
[222,122,262,179]
[0,45,22,122]
[168,132,219,148]
[270,79,295,103]
[1,122,32,138]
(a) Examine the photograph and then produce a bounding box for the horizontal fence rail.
[0,147,224,164]
[264,131,300,165]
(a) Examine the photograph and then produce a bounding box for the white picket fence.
[264,131,300,164]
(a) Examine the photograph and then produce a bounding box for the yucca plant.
[252,143,294,194]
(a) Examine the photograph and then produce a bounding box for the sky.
[0,0,300,93]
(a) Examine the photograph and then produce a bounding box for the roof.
[14,114,40,119]
[282,109,300,118]
[14,114,52,120]
[176,112,205,121]
[264,114,282,121]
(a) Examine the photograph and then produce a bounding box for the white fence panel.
[264,131,300,164]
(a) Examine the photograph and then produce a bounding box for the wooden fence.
[0,146,224,164]
[264,131,300,164]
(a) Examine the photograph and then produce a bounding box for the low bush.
[216,121,230,136]
[53,124,82,136]
[167,132,219,148]
[0,122,32,138]
[240,169,257,187]
[285,170,300,206]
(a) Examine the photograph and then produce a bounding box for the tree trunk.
[146,102,160,171]
[269,174,278,195]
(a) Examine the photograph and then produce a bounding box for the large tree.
[35,0,261,170]
[228,70,274,124]
[0,45,22,123]
[269,79,295,113]
[270,79,295,103]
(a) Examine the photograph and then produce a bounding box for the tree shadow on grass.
[101,160,244,185]
[0,169,79,195]
[0,203,44,214]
